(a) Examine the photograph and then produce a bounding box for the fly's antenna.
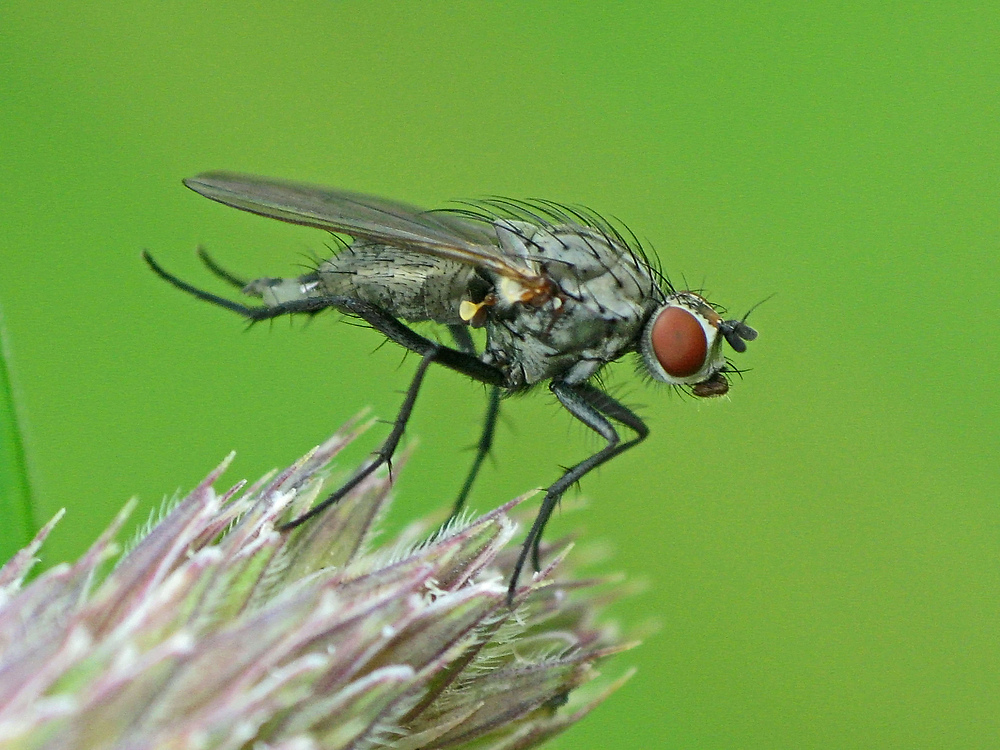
[719,293,773,353]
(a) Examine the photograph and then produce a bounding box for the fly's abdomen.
[316,243,476,323]
[242,243,476,324]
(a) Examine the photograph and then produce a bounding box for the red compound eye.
[650,306,708,378]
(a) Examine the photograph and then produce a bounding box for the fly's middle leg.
[280,344,440,531]
[446,324,502,518]
[451,386,501,517]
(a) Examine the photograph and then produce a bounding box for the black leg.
[144,251,272,317]
[446,325,502,517]
[280,345,439,530]
[507,381,649,604]
[196,247,250,290]
[447,324,476,356]
[451,385,501,516]
[143,252,507,387]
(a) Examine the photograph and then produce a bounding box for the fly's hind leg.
[143,251,506,386]
[143,252,509,532]
[447,325,502,518]
[195,247,251,290]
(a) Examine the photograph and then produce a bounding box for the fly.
[144,172,759,603]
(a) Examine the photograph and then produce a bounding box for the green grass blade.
[0,303,36,561]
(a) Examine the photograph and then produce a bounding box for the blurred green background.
[1,2,997,747]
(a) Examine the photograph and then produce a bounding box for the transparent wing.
[184,172,545,287]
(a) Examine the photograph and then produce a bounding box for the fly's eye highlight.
[649,305,708,378]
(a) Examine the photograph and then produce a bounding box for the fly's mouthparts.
[692,371,730,398]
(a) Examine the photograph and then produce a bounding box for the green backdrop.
[1,3,997,747]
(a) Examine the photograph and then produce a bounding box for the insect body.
[145,172,758,603]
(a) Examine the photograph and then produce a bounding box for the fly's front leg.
[507,381,648,604]
[447,324,502,517]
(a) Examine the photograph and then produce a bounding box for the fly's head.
[639,291,758,398]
